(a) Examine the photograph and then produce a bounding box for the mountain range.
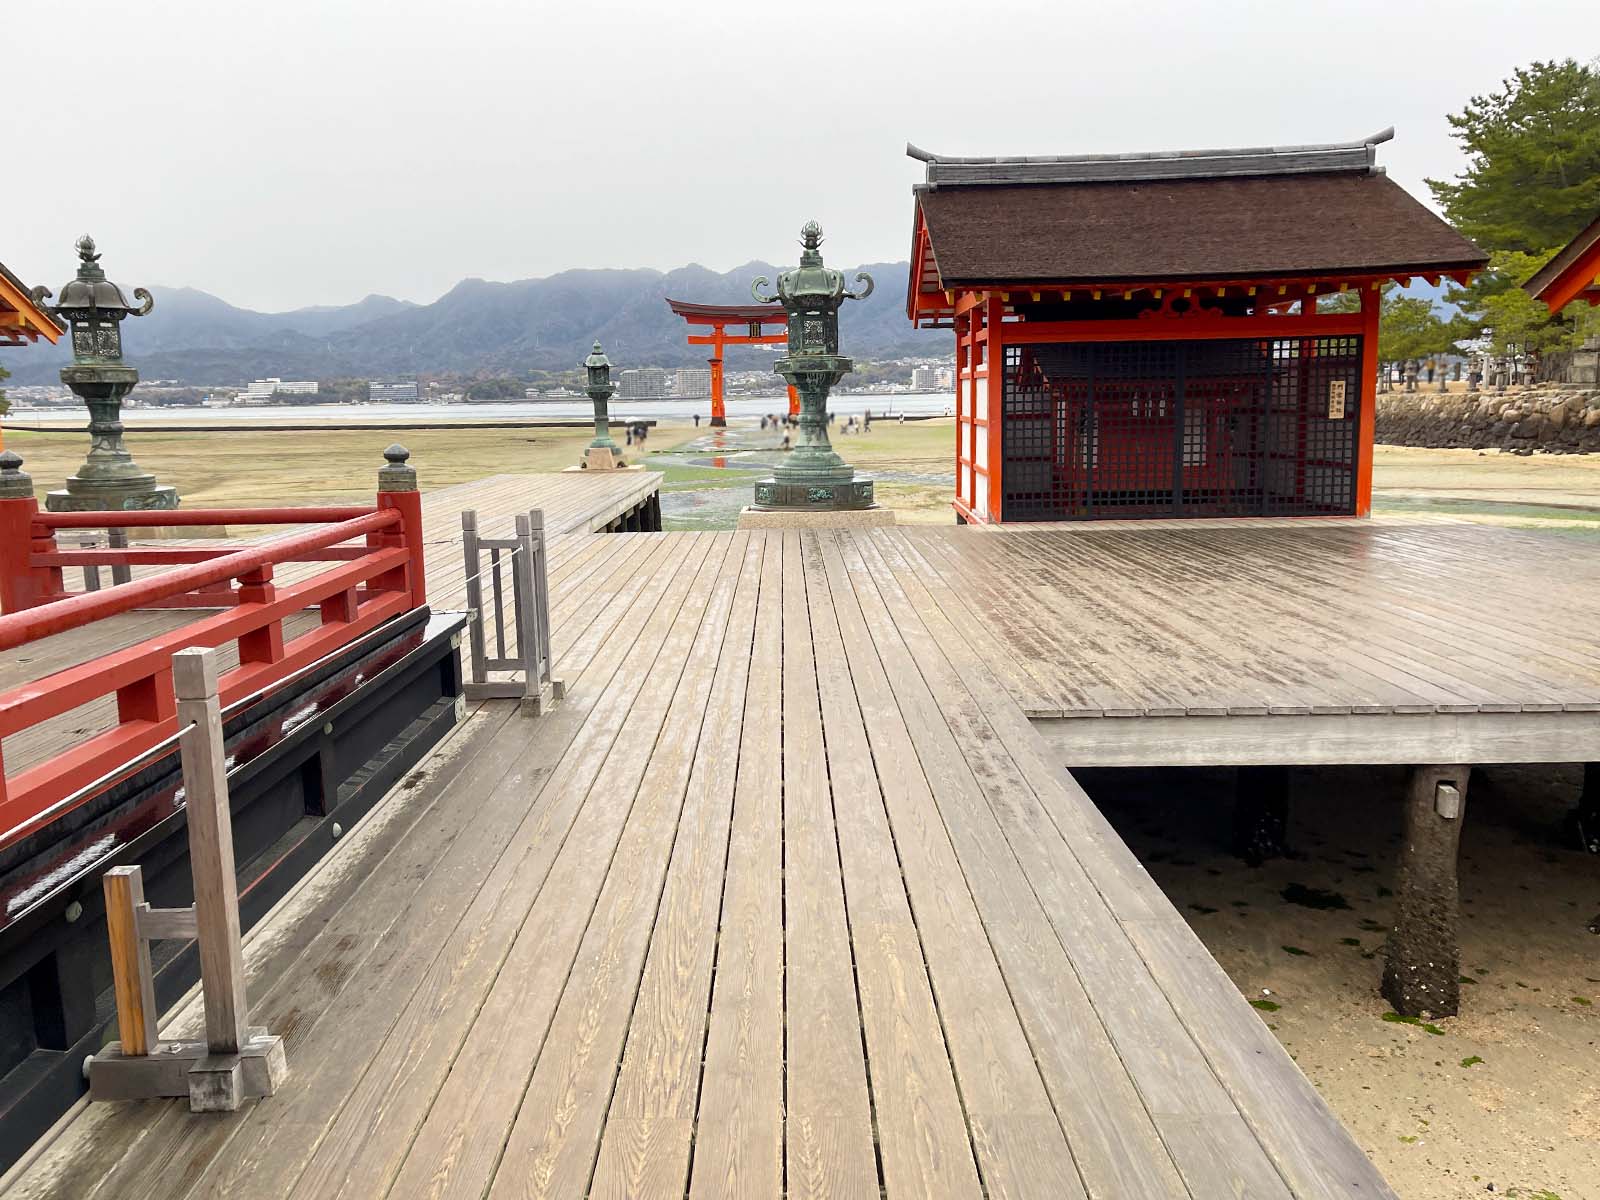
[3,260,939,386]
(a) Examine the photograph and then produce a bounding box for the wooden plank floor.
[7,526,1395,1200]
[926,519,1600,719]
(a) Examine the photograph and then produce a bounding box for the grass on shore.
[1,423,702,508]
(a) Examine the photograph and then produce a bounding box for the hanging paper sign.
[1328,379,1347,419]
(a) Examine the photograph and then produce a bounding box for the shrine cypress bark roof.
[911,141,1486,286]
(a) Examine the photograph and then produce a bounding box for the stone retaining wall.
[1375,386,1600,454]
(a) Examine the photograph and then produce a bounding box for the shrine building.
[1523,210,1600,313]
[0,260,65,450]
[905,129,1486,523]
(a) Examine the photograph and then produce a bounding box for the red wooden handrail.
[34,545,374,568]
[36,506,373,529]
[0,445,428,853]
[0,511,398,652]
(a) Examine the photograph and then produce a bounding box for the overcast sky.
[6,0,1591,312]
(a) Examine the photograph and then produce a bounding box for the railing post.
[78,534,103,592]
[173,648,249,1062]
[86,646,287,1110]
[528,509,558,699]
[461,510,488,685]
[512,513,542,713]
[0,452,64,614]
[376,444,425,607]
[520,508,563,711]
[235,564,284,665]
[108,526,132,587]
[103,865,159,1056]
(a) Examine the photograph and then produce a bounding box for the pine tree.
[1427,59,1600,253]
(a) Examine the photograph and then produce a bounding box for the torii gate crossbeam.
[666,298,799,426]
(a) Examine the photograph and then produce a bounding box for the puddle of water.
[651,425,956,530]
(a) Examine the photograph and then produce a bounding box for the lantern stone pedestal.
[46,366,179,512]
[577,446,637,472]
[737,505,895,529]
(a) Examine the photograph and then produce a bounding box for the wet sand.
[1082,764,1600,1199]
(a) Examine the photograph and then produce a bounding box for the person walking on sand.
[694,413,700,428]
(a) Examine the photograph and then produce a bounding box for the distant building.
[368,379,420,403]
[674,367,711,398]
[617,368,670,399]
[237,378,318,404]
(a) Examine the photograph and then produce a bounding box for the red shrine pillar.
[787,384,799,417]
[709,324,727,427]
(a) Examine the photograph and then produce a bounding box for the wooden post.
[512,513,540,713]
[108,526,132,587]
[1234,765,1291,865]
[533,509,563,702]
[173,648,249,1059]
[461,509,488,685]
[375,444,426,607]
[79,534,103,592]
[984,295,1006,521]
[709,324,727,426]
[87,645,287,1108]
[102,866,158,1056]
[0,452,64,613]
[1568,761,1600,855]
[1383,765,1471,1018]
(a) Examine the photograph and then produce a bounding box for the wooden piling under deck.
[10,506,1600,1198]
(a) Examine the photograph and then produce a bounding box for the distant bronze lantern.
[581,339,625,470]
[32,235,178,511]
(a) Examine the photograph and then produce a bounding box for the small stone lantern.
[30,236,177,512]
[582,340,626,471]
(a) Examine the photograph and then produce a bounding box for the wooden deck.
[6,526,1394,1200]
[941,519,1600,766]
[15,494,1600,1198]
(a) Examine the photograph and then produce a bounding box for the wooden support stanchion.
[102,867,158,1056]
[460,508,563,714]
[1382,765,1471,1018]
[86,645,288,1110]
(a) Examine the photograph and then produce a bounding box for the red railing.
[0,448,426,852]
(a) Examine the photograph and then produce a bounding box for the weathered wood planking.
[12,523,1421,1200]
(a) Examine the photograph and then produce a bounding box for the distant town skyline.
[7,1,1593,312]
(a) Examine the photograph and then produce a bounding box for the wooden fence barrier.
[460,508,562,715]
[88,646,288,1111]
[0,445,426,853]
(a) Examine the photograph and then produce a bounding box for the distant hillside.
[2,261,939,386]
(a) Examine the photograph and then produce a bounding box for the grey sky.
[7,0,1589,312]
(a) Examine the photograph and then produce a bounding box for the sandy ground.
[1374,445,1600,530]
[1084,764,1600,1200]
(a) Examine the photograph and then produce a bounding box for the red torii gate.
[666,298,798,426]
